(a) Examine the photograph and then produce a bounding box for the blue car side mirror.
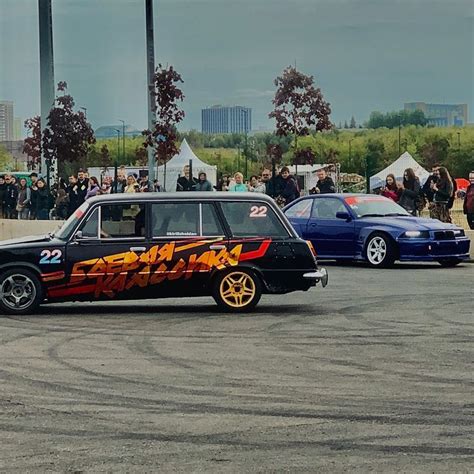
[336,211,351,221]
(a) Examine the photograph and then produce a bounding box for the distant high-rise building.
[13,117,22,140]
[0,101,14,141]
[404,102,468,127]
[202,105,251,134]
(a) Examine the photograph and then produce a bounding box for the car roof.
[86,191,276,204]
[298,193,367,199]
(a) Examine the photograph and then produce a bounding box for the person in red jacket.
[463,171,474,230]
[380,174,400,202]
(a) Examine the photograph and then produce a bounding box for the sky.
[0,0,473,135]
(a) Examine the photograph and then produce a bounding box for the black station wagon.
[0,193,328,314]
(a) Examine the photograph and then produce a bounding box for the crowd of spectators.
[1,163,472,228]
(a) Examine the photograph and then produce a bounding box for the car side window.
[311,199,347,219]
[79,208,99,238]
[100,203,146,239]
[220,201,289,238]
[151,203,225,238]
[285,199,312,219]
[201,203,225,236]
[152,203,199,237]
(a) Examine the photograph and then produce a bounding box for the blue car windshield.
[55,201,90,240]
[344,196,410,218]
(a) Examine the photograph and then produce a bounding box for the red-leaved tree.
[269,66,332,169]
[42,81,96,181]
[143,64,185,189]
[23,116,41,170]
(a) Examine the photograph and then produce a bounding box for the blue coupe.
[284,194,471,267]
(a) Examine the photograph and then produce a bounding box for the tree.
[350,116,356,128]
[41,82,96,181]
[293,147,316,166]
[135,145,148,167]
[100,144,112,169]
[344,120,349,129]
[0,144,13,169]
[23,116,41,170]
[143,64,185,188]
[269,66,332,168]
[367,110,428,129]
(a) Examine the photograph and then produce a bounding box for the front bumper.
[398,237,470,261]
[303,268,328,287]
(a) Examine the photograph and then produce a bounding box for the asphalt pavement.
[0,262,472,472]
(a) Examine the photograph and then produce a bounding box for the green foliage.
[0,144,14,170]
[87,126,474,180]
[367,109,428,129]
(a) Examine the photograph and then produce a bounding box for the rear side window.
[151,202,224,237]
[220,201,289,238]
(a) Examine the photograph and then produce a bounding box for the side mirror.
[336,211,351,221]
[74,230,84,241]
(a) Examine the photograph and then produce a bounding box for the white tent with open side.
[369,152,430,190]
[156,139,217,191]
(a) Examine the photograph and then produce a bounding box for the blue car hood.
[358,216,460,231]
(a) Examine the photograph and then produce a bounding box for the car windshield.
[344,196,410,218]
[55,201,90,240]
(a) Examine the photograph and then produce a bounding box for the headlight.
[453,229,465,237]
[402,231,429,238]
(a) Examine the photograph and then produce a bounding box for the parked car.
[284,194,470,267]
[0,193,327,315]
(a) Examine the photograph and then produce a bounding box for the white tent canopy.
[370,152,429,190]
[156,139,217,191]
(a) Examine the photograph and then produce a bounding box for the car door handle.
[130,246,147,252]
[209,244,227,250]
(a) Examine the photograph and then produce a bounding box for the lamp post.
[119,119,125,164]
[457,131,461,150]
[348,139,353,168]
[114,128,120,193]
[80,107,88,167]
[398,114,402,156]
[240,109,249,179]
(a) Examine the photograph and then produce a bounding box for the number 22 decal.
[40,249,62,265]
[249,206,267,217]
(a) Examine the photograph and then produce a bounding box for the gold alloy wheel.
[219,271,256,308]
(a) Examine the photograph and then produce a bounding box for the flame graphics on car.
[47,239,271,299]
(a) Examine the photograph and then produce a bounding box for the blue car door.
[284,199,313,238]
[305,197,355,257]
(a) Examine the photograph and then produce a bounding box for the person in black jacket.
[398,168,421,215]
[430,166,454,223]
[422,164,440,203]
[4,174,18,219]
[29,172,39,220]
[275,166,299,206]
[311,168,336,194]
[35,178,51,220]
[176,165,197,191]
[76,169,89,206]
[0,176,6,218]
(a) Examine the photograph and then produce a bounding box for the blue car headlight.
[453,229,465,237]
[401,231,430,239]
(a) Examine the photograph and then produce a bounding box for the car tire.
[437,258,462,267]
[0,268,43,315]
[213,268,262,313]
[365,233,396,268]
